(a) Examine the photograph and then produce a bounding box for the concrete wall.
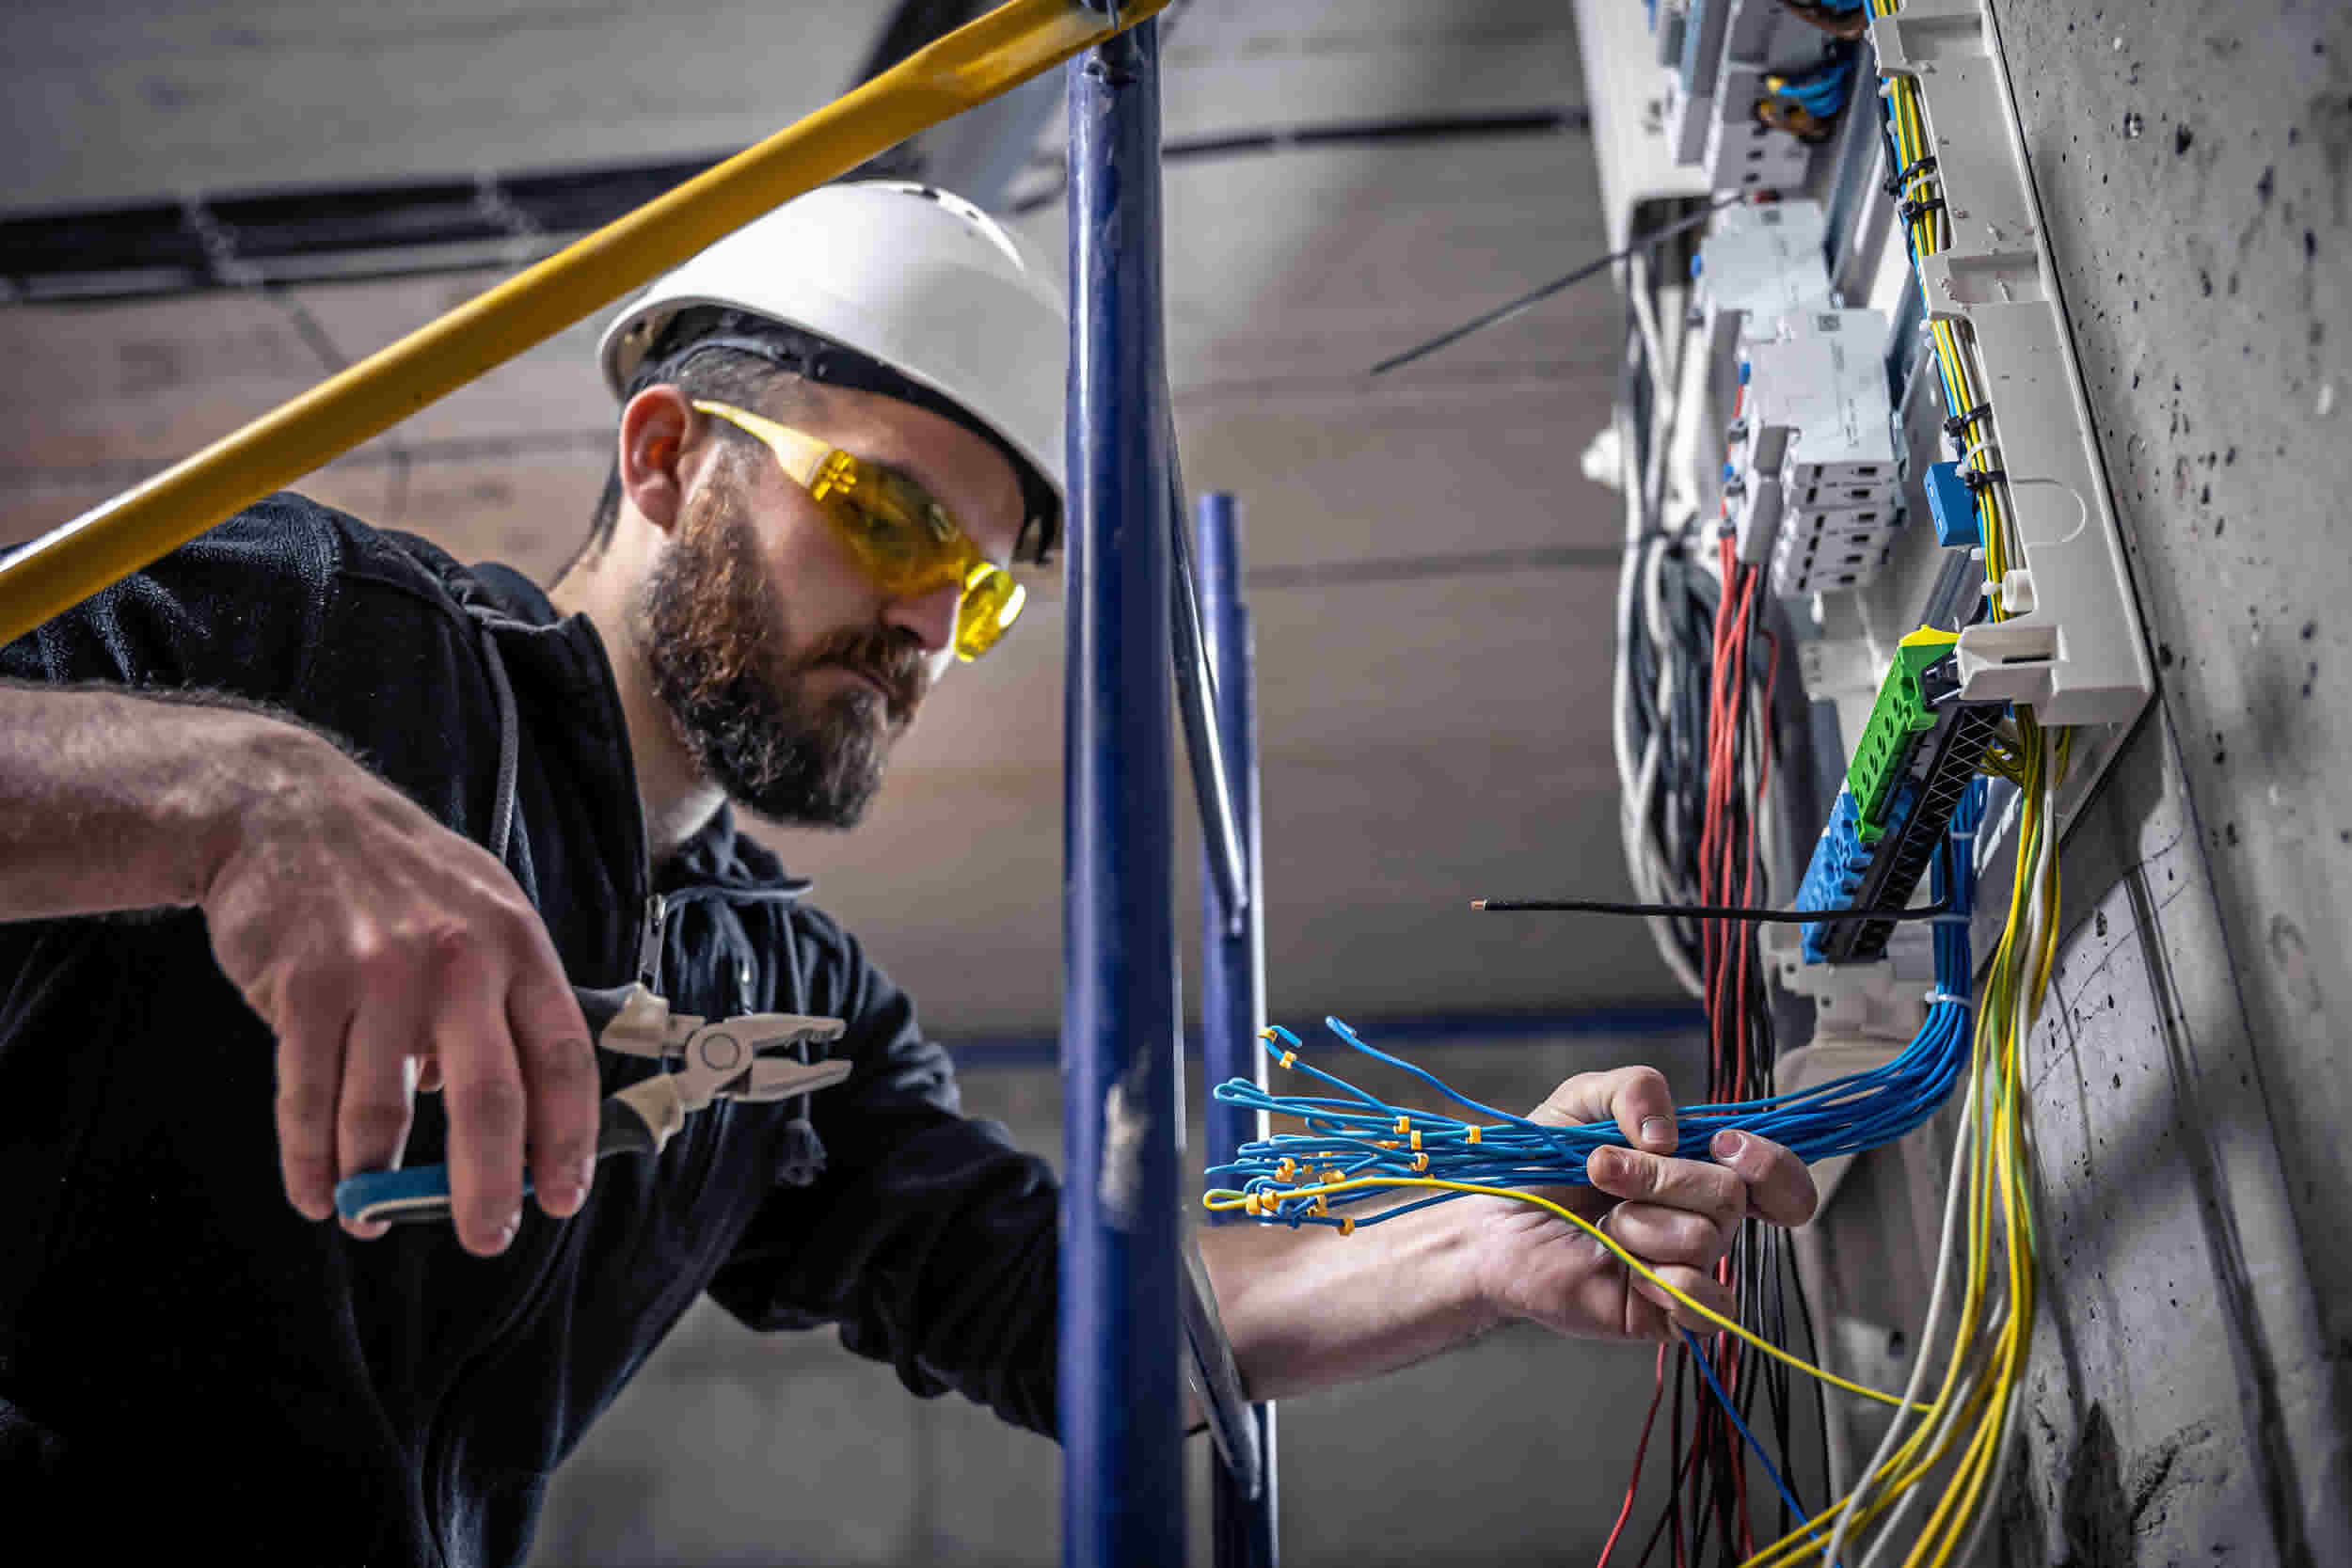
[1802,5,2352,1565]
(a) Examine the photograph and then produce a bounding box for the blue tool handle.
[333,1053,659,1227]
[333,1164,512,1227]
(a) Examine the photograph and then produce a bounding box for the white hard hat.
[599,181,1067,559]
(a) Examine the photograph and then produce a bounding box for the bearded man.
[0,182,1815,1564]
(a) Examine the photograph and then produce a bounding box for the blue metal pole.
[1061,20,1183,1568]
[1197,491,1279,1568]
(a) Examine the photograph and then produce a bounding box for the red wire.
[1598,1343,1672,1568]
[1620,526,1785,1568]
[1712,562,1760,1090]
[1701,544,1776,1560]
[1706,546,1756,1089]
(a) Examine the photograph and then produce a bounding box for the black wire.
[1635,1372,1702,1568]
[1787,1229,1833,1541]
[1619,531,1727,979]
[1368,194,1743,376]
[1760,1227,1797,1538]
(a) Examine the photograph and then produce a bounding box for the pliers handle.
[332,984,848,1227]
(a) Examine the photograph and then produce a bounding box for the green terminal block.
[1846,627,1961,842]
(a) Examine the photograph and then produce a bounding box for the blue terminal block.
[1796,790,1870,963]
[1923,460,1981,549]
[1797,782,1918,962]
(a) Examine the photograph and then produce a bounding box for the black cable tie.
[1941,402,1991,438]
[1883,154,1937,196]
[1899,195,1947,223]
[1959,467,2008,492]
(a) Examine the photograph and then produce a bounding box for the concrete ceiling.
[0,0,1682,1037]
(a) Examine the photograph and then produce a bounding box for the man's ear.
[617,386,697,534]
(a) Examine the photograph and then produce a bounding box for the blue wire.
[1772,51,1855,118]
[1680,1328,1840,1568]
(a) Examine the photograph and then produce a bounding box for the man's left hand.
[1469,1066,1819,1343]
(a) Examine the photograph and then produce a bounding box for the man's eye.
[847,504,921,548]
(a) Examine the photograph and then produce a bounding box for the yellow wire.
[1203,1176,1930,1411]
[1747,720,2065,1568]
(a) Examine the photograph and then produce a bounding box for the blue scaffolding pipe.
[1061,19,1184,1568]
[1169,453,1250,935]
[1197,491,1279,1568]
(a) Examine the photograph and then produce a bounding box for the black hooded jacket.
[0,494,1059,1564]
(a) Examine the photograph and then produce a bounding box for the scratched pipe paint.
[1059,18,1184,1568]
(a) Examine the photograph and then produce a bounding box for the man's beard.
[637,477,929,828]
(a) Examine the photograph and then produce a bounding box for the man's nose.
[883,582,961,656]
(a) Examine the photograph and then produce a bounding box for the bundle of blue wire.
[1206,780,1984,1231]
[1771,50,1858,119]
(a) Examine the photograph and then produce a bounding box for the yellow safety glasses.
[693,399,1025,661]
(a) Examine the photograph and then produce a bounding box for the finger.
[1631,1263,1738,1334]
[339,956,431,1242]
[1598,1200,1730,1271]
[269,965,353,1224]
[1709,1129,1819,1227]
[507,956,597,1220]
[1530,1065,1677,1153]
[1586,1147,1747,1237]
[433,936,530,1256]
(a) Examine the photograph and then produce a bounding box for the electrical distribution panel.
[1871,0,2155,727]
[1614,0,2157,990]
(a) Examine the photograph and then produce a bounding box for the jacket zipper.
[638,893,669,993]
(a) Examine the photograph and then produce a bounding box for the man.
[0,182,1815,1561]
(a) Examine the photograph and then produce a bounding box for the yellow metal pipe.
[0,0,1170,648]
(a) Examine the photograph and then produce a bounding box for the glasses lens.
[953,567,1025,661]
[820,475,935,582]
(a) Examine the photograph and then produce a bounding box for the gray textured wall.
[1804,4,2352,1565]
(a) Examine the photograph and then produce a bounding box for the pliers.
[332,982,850,1227]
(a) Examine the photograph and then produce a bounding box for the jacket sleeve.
[3,496,524,846]
[705,910,1061,1438]
[0,495,342,703]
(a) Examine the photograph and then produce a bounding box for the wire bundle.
[1613,273,1719,998]
[1201,781,1987,1568]
[1609,251,1787,1008]
[1650,510,1798,1565]
[1203,792,1984,1568]
[1613,523,1731,995]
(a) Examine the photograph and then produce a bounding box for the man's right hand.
[199,721,600,1255]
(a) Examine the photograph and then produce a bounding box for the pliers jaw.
[603,998,850,1156]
